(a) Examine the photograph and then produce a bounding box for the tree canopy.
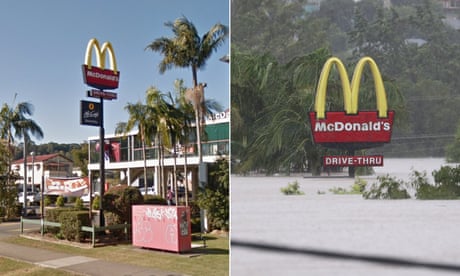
[232,0,460,174]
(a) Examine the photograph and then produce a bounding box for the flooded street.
[231,158,460,275]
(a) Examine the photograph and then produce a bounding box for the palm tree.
[146,16,228,87]
[0,101,43,154]
[173,80,195,206]
[0,101,43,212]
[115,101,154,196]
[146,16,228,164]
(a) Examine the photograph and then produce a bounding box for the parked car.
[138,187,155,195]
[18,192,39,205]
[80,192,100,203]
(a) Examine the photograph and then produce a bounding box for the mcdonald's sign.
[82,38,120,90]
[309,57,395,149]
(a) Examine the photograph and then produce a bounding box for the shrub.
[352,178,367,193]
[74,197,84,210]
[188,201,202,233]
[56,196,65,207]
[45,207,89,235]
[198,189,229,231]
[102,185,143,238]
[363,175,410,199]
[329,179,366,195]
[196,156,229,232]
[59,211,91,241]
[92,195,100,210]
[143,195,167,205]
[280,181,304,195]
[411,167,460,199]
[44,196,52,207]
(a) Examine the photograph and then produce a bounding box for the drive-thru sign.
[309,57,395,169]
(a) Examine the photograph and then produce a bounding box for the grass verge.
[0,257,80,275]
[4,233,229,276]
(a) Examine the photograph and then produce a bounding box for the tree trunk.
[184,143,189,206]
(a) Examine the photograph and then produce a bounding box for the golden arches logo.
[82,38,120,90]
[309,56,395,149]
[314,57,388,119]
[84,38,118,74]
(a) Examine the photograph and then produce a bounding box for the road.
[0,221,22,239]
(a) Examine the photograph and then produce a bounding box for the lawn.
[0,257,80,275]
[6,233,229,276]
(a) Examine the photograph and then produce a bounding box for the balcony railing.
[89,140,228,164]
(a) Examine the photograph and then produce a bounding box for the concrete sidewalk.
[0,240,188,276]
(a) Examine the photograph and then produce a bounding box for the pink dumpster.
[132,205,191,252]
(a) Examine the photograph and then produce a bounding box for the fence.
[20,217,130,247]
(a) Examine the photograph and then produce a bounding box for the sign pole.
[99,95,105,227]
[82,38,119,227]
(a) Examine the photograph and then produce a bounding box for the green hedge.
[143,195,167,205]
[45,207,90,239]
[59,211,91,241]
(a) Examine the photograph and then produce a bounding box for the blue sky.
[0,0,229,144]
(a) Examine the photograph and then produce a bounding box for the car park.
[80,192,100,203]
[18,192,39,205]
[138,187,155,195]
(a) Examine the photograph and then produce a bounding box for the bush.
[74,197,84,210]
[44,196,52,207]
[102,185,143,239]
[198,189,229,231]
[56,196,65,207]
[363,175,410,199]
[59,211,91,241]
[92,195,100,210]
[45,207,89,235]
[411,167,460,199]
[330,178,367,195]
[187,202,201,233]
[280,181,304,195]
[143,195,167,205]
[197,156,229,232]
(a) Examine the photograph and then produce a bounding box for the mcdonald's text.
[309,111,394,144]
[82,64,119,90]
[323,155,383,167]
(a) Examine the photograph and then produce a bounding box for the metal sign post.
[98,96,105,227]
[81,38,119,227]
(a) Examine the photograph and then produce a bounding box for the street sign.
[87,89,118,100]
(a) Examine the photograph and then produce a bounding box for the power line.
[392,134,455,141]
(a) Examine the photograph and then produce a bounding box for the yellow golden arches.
[84,38,118,75]
[314,56,388,119]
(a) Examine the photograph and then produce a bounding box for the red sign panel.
[309,111,394,145]
[87,89,118,100]
[324,155,384,167]
[82,65,119,90]
[132,205,191,253]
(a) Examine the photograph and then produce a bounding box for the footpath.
[0,223,189,276]
[0,240,187,276]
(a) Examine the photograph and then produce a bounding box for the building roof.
[12,153,73,165]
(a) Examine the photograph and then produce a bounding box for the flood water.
[231,158,460,276]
